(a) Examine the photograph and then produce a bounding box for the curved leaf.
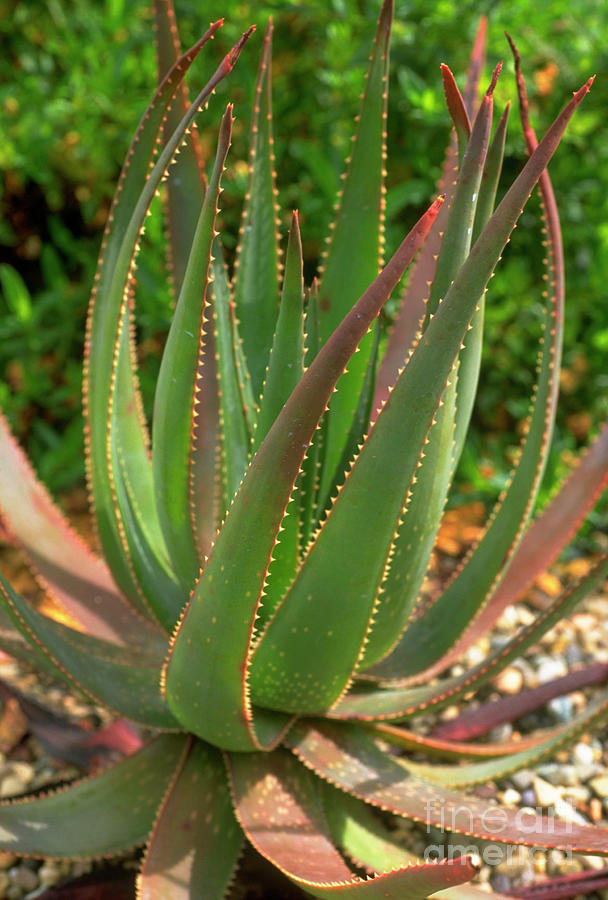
[152,106,233,587]
[0,574,178,729]
[287,721,608,854]
[138,739,242,899]
[316,0,392,507]
[227,747,478,898]
[0,734,186,857]
[233,19,281,397]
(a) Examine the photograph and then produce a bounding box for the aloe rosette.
[0,2,606,897]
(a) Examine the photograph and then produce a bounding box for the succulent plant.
[0,1,606,898]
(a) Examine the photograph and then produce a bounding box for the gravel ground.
[0,496,606,898]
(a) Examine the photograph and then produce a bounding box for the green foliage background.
[0,0,606,517]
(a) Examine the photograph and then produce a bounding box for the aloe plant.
[0,2,606,898]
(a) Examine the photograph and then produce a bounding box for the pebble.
[590,797,603,821]
[0,854,17,870]
[12,866,38,892]
[537,763,578,787]
[494,667,523,695]
[547,695,574,723]
[536,657,568,683]
[565,643,586,666]
[487,723,513,743]
[465,645,487,667]
[576,762,602,783]
[510,769,534,791]
[37,863,61,888]
[521,788,536,807]
[573,742,595,767]
[0,777,26,799]
[590,775,608,798]
[492,874,511,894]
[499,788,521,806]
[533,777,587,825]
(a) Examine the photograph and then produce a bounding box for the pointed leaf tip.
[486,61,502,96]
[222,25,256,74]
[504,31,520,64]
[441,65,472,139]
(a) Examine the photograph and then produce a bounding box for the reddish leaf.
[432,662,608,741]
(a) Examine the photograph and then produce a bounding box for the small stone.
[547,696,574,723]
[510,769,534,791]
[496,607,519,630]
[590,797,603,822]
[70,861,92,878]
[494,667,523,695]
[521,788,536,807]
[573,742,595,766]
[565,643,585,666]
[38,863,61,888]
[536,657,568,683]
[576,763,602,783]
[492,875,512,894]
[562,785,590,803]
[465,645,486,667]
[488,723,512,743]
[538,763,578,787]
[0,777,27,799]
[534,776,558,807]
[590,775,608,798]
[12,866,38,892]
[8,764,33,785]
[580,854,606,871]
[499,788,521,806]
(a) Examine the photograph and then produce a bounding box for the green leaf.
[138,739,242,899]
[253,213,305,622]
[326,72,498,674]
[164,197,444,750]
[84,22,237,608]
[152,106,233,588]
[253,211,305,451]
[232,20,280,398]
[0,734,186,857]
[374,19,487,413]
[316,0,392,508]
[227,747,478,898]
[112,316,184,630]
[0,264,32,325]
[212,248,251,508]
[153,0,207,298]
[0,573,179,729]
